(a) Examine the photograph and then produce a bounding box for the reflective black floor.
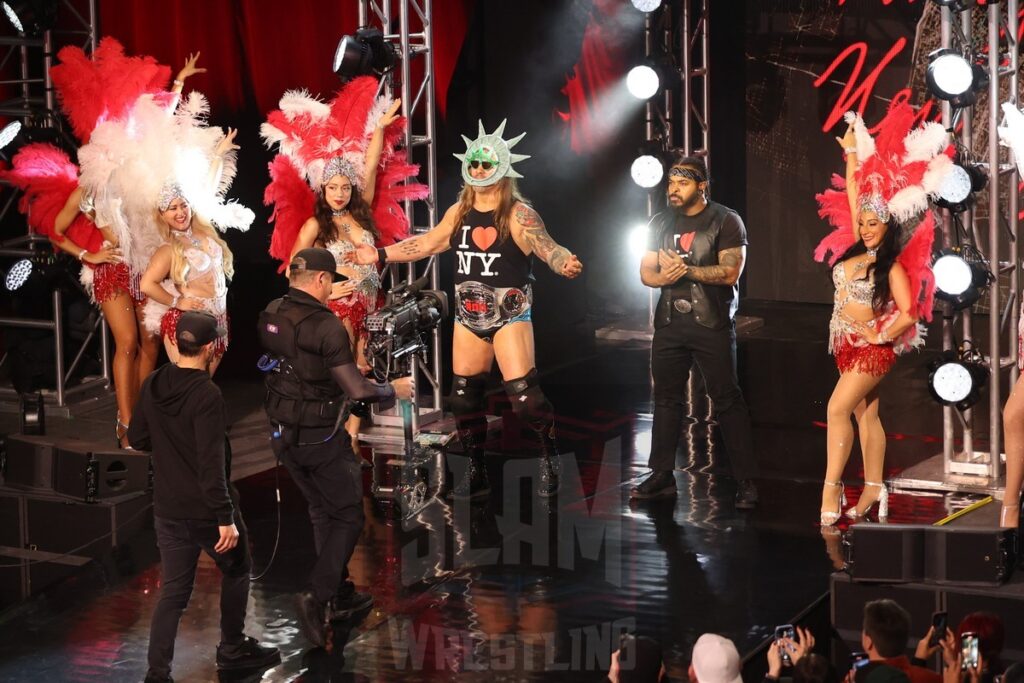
[0,302,970,682]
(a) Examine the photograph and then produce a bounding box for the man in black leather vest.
[258,248,410,647]
[631,156,759,509]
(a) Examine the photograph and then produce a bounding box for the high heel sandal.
[821,480,847,526]
[115,413,130,449]
[846,481,888,520]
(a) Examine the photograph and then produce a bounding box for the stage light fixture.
[927,348,987,411]
[0,120,21,150]
[925,48,988,108]
[630,0,662,11]
[935,159,987,213]
[933,247,992,310]
[631,155,664,189]
[5,257,32,292]
[333,27,398,82]
[627,65,660,100]
[1,0,58,37]
[628,223,650,258]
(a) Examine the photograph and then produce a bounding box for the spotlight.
[934,159,987,213]
[631,0,662,11]
[631,155,664,189]
[0,120,21,150]
[933,246,993,310]
[5,257,32,292]
[627,65,660,100]
[628,223,650,258]
[927,348,987,411]
[333,27,398,82]
[925,48,988,108]
[1,0,58,37]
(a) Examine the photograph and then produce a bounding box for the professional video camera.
[363,274,448,381]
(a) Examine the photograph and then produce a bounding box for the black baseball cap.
[176,311,226,346]
[290,247,346,282]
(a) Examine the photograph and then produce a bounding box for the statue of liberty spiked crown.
[454,119,530,187]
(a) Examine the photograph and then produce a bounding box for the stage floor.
[0,301,986,681]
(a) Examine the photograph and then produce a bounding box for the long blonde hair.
[454,177,530,243]
[156,212,235,287]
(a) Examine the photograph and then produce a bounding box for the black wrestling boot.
[445,428,491,500]
[328,581,374,621]
[294,589,328,648]
[735,479,759,510]
[143,672,172,683]
[630,470,677,500]
[535,427,560,498]
[215,636,281,671]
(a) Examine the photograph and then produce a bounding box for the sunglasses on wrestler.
[469,160,494,170]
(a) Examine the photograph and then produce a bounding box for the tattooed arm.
[349,203,460,265]
[512,203,582,277]
[683,246,746,286]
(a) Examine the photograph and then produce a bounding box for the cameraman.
[258,248,411,647]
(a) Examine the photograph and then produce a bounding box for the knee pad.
[503,369,553,432]
[449,373,489,418]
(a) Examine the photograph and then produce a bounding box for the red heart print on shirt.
[472,226,498,251]
[678,232,696,252]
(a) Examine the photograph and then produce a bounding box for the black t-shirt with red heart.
[450,208,535,289]
[646,201,747,302]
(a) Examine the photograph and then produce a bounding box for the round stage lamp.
[928,352,987,410]
[333,27,397,82]
[1,0,57,36]
[935,161,987,213]
[631,155,664,188]
[4,258,32,292]
[926,49,973,100]
[628,223,650,257]
[0,120,21,150]
[630,0,663,12]
[933,252,973,296]
[627,65,660,100]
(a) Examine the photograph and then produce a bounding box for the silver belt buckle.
[673,299,693,314]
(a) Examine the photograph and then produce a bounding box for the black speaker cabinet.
[846,524,925,582]
[924,526,1016,586]
[53,446,151,502]
[3,434,57,490]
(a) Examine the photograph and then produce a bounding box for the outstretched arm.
[512,203,582,278]
[207,128,239,193]
[350,203,460,265]
[361,99,402,206]
[172,52,205,94]
[836,123,859,240]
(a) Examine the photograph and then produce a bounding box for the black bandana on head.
[669,167,706,184]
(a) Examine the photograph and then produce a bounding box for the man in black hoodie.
[130,311,279,683]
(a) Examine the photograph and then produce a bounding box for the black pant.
[271,425,365,604]
[147,514,251,677]
[649,312,758,480]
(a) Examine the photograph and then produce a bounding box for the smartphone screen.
[930,612,947,647]
[775,625,795,665]
[961,634,979,671]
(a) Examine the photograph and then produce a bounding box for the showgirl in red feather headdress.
[261,77,427,346]
[814,102,953,527]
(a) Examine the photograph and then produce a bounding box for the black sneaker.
[294,589,327,648]
[143,673,172,683]
[630,471,677,500]
[328,589,373,621]
[735,479,759,509]
[216,635,281,671]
